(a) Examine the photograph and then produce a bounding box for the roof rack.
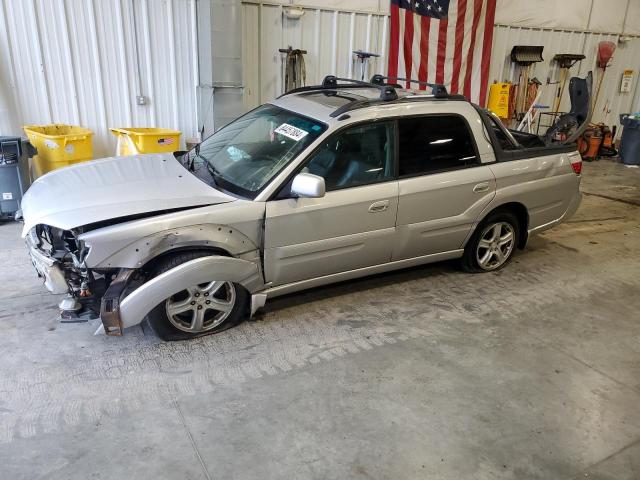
[278,74,457,119]
[370,74,449,98]
[280,75,398,101]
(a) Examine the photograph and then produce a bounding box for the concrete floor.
[0,160,639,480]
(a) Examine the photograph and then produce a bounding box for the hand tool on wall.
[279,47,308,93]
[353,50,380,81]
[590,41,616,117]
[510,45,544,122]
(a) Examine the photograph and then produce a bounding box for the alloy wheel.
[476,222,515,271]
[165,281,236,333]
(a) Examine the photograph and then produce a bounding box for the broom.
[591,41,616,118]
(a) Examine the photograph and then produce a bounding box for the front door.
[264,121,398,286]
[392,114,496,260]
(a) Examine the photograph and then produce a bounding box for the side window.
[303,122,394,191]
[398,115,478,177]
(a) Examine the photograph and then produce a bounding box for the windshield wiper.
[186,142,208,172]
[184,141,220,188]
[180,151,191,169]
[205,162,221,186]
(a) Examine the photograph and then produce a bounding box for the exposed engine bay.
[30,225,89,291]
[26,210,189,302]
[27,224,115,319]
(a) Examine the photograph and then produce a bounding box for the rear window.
[489,116,519,151]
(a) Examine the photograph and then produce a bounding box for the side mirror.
[291,172,326,198]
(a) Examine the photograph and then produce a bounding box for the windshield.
[184,105,326,198]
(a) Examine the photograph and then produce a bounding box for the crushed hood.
[21,153,235,236]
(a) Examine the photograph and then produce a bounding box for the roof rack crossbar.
[278,73,460,119]
[279,75,398,102]
[277,84,365,97]
[323,76,398,101]
[328,94,468,119]
[370,74,448,98]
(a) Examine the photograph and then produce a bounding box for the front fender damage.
[82,223,260,269]
[95,256,263,335]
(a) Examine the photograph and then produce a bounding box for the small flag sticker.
[158,138,175,145]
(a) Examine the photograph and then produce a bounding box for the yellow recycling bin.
[110,128,181,156]
[23,124,94,179]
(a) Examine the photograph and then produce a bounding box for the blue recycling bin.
[620,115,640,165]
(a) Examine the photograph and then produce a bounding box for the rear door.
[264,121,398,286]
[392,114,496,261]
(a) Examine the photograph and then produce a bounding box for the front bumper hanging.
[27,244,69,294]
[99,268,136,336]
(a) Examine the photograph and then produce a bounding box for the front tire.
[145,251,249,341]
[461,211,519,273]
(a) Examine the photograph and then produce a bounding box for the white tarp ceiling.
[270,0,640,34]
[496,0,639,33]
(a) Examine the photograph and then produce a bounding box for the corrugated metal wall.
[241,1,389,110]
[0,0,199,158]
[242,3,640,134]
[2,0,640,159]
[241,5,640,128]
[490,25,640,132]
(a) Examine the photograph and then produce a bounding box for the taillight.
[571,161,582,174]
[569,155,582,175]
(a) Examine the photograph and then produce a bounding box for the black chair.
[544,71,593,145]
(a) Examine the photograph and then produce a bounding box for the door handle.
[368,200,389,213]
[473,182,490,193]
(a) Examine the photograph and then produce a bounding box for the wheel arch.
[112,255,264,331]
[480,202,529,249]
[140,245,231,274]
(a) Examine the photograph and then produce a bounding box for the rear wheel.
[461,211,519,273]
[145,251,248,340]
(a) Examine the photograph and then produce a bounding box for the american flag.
[388,0,497,106]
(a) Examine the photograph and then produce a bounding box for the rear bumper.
[26,240,69,294]
[564,189,582,221]
[529,190,582,235]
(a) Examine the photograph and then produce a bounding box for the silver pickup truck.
[21,76,583,340]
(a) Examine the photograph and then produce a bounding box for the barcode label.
[274,123,309,141]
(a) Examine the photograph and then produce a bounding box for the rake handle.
[590,67,606,119]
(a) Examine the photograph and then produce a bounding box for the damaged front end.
[27,225,92,294]
[26,224,122,322]
[25,223,265,338]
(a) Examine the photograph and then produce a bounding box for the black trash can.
[0,136,35,220]
[620,115,640,165]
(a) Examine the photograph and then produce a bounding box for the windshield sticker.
[226,145,249,161]
[274,123,309,141]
